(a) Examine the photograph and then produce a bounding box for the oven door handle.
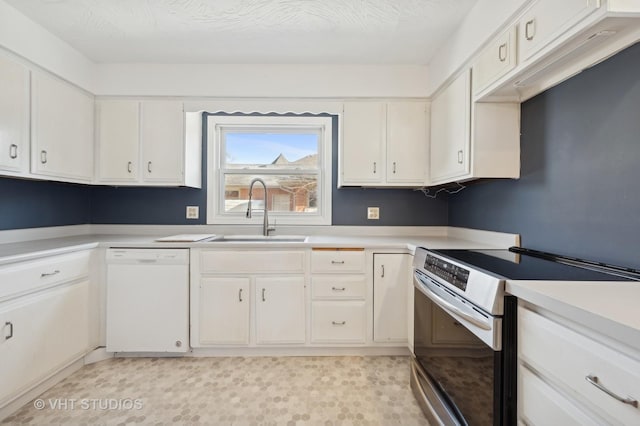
[414,272,492,331]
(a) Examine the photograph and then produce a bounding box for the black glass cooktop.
[432,248,640,281]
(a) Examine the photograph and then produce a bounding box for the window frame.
[206,115,333,225]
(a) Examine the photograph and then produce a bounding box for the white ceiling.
[6,0,478,65]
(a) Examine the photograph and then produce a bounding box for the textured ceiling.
[6,0,478,64]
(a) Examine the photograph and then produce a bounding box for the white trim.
[184,100,344,114]
[206,115,333,226]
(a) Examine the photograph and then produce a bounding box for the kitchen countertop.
[507,280,640,353]
[0,232,510,266]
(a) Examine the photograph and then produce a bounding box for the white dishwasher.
[106,248,189,353]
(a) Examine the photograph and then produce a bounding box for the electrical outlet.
[186,206,199,219]
[367,207,380,220]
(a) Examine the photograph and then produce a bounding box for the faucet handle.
[267,218,276,235]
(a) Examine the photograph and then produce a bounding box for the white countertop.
[0,232,509,266]
[507,280,640,353]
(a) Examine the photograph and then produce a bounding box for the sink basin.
[214,235,308,243]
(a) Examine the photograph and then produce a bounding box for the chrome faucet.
[246,178,276,236]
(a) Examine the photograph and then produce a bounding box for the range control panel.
[424,254,470,291]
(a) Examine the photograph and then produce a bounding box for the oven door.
[412,270,503,426]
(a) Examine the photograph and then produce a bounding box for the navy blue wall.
[2,114,447,229]
[450,42,640,268]
[0,177,91,230]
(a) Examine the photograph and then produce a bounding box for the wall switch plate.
[367,207,380,220]
[186,206,199,219]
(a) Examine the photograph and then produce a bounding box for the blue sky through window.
[225,133,318,165]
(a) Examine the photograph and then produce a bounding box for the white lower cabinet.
[311,301,366,343]
[518,303,640,425]
[373,253,410,343]
[255,277,306,345]
[0,280,89,406]
[198,277,250,345]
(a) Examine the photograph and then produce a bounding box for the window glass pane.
[224,132,319,169]
[223,174,318,213]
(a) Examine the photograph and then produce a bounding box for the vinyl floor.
[2,356,429,425]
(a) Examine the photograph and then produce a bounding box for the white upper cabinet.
[31,71,94,183]
[340,101,429,187]
[140,100,185,183]
[430,70,471,183]
[430,69,520,186]
[472,26,517,97]
[96,100,140,182]
[96,99,201,187]
[0,55,29,175]
[518,0,599,63]
[341,102,386,185]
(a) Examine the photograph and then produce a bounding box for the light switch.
[367,207,380,220]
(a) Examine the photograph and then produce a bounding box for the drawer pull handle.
[9,144,18,159]
[498,43,507,62]
[147,161,152,173]
[261,288,266,302]
[331,287,346,292]
[457,150,463,164]
[332,321,346,326]
[381,265,385,278]
[127,161,133,173]
[40,150,47,164]
[4,321,13,340]
[525,19,536,41]
[41,270,60,278]
[331,260,345,265]
[586,375,638,408]
[392,162,397,174]
[239,288,243,302]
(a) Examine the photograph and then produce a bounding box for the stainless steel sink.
[214,235,308,243]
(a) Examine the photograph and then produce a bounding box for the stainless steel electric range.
[411,246,640,426]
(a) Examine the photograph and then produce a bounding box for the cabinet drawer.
[311,250,365,273]
[518,364,602,425]
[0,250,91,301]
[311,301,366,343]
[518,0,599,62]
[200,250,305,274]
[312,275,366,300]
[519,306,640,424]
[472,26,517,94]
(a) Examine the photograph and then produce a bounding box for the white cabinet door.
[96,100,140,182]
[430,70,471,183]
[31,72,94,182]
[0,281,89,405]
[373,254,410,343]
[518,0,599,62]
[0,55,29,174]
[472,26,517,95]
[140,101,184,183]
[255,277,306,344]
[386,102,428,185]
[341,102,385,185]
[197,277,250,346]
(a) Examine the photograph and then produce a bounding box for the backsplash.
[449,42,640,269]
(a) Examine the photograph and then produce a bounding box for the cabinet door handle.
[261,288,266,302]
[331,286,346,292]
[147,161,152,173]
[40,150,47,164]
[373,162,377,174]
[332,321,346,326]
[331,260,345,265]
[4,321,13,340]
[238,288,243,302]
[41,270,60,278]
[9,144,18,159]
[586,375,638,408]
[392,162,397,174]
[127,161,133,173]
[525,19,536,41]
[381,265,385,278]
[457,150,463,164]
[498,43,507,62]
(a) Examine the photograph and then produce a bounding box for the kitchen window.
[206,115,332,225]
